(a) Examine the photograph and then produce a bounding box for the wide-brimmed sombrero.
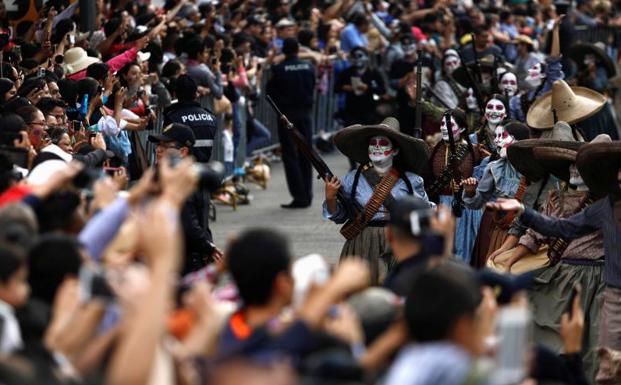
[333,117,429,174]
[452,55,513,88]
[531,141,585,182]
[576,135,619,197]
[526,80,607,129]
[507,121,580,181]
[569,43,617,78]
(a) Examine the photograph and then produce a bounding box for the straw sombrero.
[568,43,617,78]
[526,80,607,129]
[333,117,429,174]
[576,135,619,197]
[507,121,580,181]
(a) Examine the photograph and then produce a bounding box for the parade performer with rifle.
[427,110,481,264]
[323,117,433,283]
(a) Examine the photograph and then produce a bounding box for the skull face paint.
[493,125,515,158]
[569,164,589,191]
[485,98,506,125]
[444,55,461,76]
[440,116,462,141]
[351,49,369,69]
[500,72,518,97]
[466,88,478,111]
[368,135,396,164]
[524,63,545,88]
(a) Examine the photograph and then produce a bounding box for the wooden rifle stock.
[413,49,423,139]
[266,95,362,219]
[444,112,463,217]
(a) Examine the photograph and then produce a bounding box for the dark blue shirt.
[521,196,621,287]
[164,101,217,163]
[267,57,316,113]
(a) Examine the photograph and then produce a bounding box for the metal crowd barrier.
[143,63,340,164]
[574,25,621,48]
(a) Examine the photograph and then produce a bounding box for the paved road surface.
[210,152,351,264]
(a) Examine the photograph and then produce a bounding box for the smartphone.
[490,307,532,385]
[72,120,82,132]
[103,166,121,176]
[37,67,46,78]
[78,265,115,302]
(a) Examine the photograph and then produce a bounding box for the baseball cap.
[148,123,196,148]
[388,196,433,236]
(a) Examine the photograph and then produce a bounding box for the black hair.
[36,97,66,116]
[503,120,530,141]
[0,77,14,104]
[35,190,81,234]
[351,13,369,27]
[77,77,101,100]
[0,244,25,283]
[48,126,68,144]
[162,60,182,79]
[15,105,40,125]
[86,62,110,82]
[297,29,314,47]
[405,264,480,342]
[16,77,46,99]
[185,37,207,60]
[117,61,140,88]
[228,228,291,306]
[28,234,82,305]
[57,78,79,105]
[485,93,509,112]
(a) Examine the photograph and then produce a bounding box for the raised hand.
[324,175,341,201]
[460,177,478,196]
[485,198,524,215]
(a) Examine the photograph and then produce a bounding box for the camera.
[167,154,225,192]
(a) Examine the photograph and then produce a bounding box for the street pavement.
[210,152,351,265]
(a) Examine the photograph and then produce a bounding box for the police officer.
[148,123,222,274]
[164,75,218,163]
[267,38,316,208]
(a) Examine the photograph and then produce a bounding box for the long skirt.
[471,209,509,269]
[340,226,387,284]
[439,195,483,265]
[528,260,605,383]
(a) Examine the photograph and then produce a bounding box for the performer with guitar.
[323,117,433,283]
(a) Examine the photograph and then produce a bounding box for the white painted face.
[466,88,478,110]
[494,125,515,158]
[368,135,397,163]
[485,98,507,125]
[440,116,461,141]
[525,63,544,88]
[569,164,588,191]
[584,53,596,67]
[500,73,518,97]
[444,55,461,76]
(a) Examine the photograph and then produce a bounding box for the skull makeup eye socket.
[378,139,390,146]
[502,131,509,138]
[495,105,504,111]
[486,103,493,110]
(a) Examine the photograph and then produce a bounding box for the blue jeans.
[246,118,272,156]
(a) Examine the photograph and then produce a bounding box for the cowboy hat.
[526,80,607,129]
[531,141,585,182]
[569,43,617,78]
[576,134,619,197]
[333,117,429,174]
[63,47,100,75]
[512,35,534,46]
[507,121,581,181]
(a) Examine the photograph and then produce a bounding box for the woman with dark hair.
[462,120,530,268]
[15,105,50,151]
[16,78,49,104]
[0,78,16,104]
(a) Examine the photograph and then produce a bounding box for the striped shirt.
[521,196,621,287]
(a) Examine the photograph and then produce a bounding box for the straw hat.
[333,117,429,174]
[507,121,580,181]
[576,134,619,197]
[512,35,534,46]
[569,43,617,78]
[526,80,607,129]
[63,47,100,75]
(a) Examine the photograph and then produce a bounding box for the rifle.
[470,33,483,84]
[458,51,485,115]
[444,111,463,217]
[413,49,423,139]
[491,55,500,94]
[266,95,362,221]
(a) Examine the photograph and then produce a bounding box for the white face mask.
[368,135,398,166]
[440,116,462,141]
[569,164,588,191]
[494,125,515,158]
[444,56,460,76]
[485,98,506,125]
[524,63,544,88]
[500,73,518,97]
[466,88,478,110]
